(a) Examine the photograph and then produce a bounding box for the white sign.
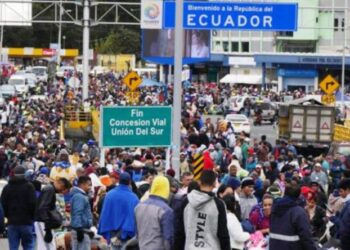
[0,0,32,26]
[228,56,256,66]
[141,0,163,29]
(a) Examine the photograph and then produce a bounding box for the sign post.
[320,74,340,105]
[100,106,172,148]
[123,71,143,104]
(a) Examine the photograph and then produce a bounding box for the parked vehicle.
[32,66,48,82]
[225,114,251,134]
[0,85,16,98]
[278,97,335,156]
[229,96,259,113]
[56,66,75,78]
[251,101,278,123]
[8,75,29,95]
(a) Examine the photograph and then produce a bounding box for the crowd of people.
[0,66,348,250]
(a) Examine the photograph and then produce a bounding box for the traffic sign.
[164,2,298,31]
[126,91,140,103]
[319,75,340,95]
[123,71,142,91]
[100,106,172,148]
[321,94,336,105]
[293,120,302,129]
[321,121,330,130]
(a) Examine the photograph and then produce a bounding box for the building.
[210,0,350,92]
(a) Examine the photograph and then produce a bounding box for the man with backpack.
[35,177,71,250]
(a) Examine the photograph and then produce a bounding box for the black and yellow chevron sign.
[192,153,204,180]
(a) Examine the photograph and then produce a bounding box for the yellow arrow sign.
[321,94,336,105]
[123,71,142,91]
[319,75,340,95]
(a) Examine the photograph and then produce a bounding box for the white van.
[8,75,29,95]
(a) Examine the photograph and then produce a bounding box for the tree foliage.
[96,28,141,57]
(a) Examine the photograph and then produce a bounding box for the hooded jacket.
[174,190,230,250]
[70,187,92,229]
[135,176,174,250]
[269,196,317,250]
[1,177,36,225]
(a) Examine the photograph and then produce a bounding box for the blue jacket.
[337,200,350,250]
[70,187,92,229]
[98,184,139,242]
[269,196,317,250]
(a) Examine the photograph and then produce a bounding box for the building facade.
[210,0,350,92]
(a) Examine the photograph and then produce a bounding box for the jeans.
[71,230,91,250]
[7,225,35,250]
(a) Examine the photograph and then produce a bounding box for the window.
[223,41,229,52]
[342,18,345,31]
[241,42,250,52]
[334,18,339,31]
[231,42,239,52]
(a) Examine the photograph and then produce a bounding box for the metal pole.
[0,26,3,62]
[82,0,90,100]
[342,46,345,107]
[57,0,62,66]
[342,0,348,108]
[172,0,184,179]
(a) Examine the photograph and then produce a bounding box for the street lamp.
[62,35,66,49]
[57,1,72,66]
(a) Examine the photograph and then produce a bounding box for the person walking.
[1,166,36,250]
[70,176,93,250]
[175,170,231,250]
[98,172,139,250]
[135,176,174,250]
[239,177,258,220]
[35,177,72,250]
[269,181,316,250]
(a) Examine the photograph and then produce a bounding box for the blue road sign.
[164,1,298,31]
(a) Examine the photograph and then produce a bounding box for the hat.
[267,185,282,199]
[119,172,131,185]
[255,164,262,169]
[109,171,120,180]
[241,177,255,188]
[14,166,26,178]
[315,163,322,168]
[150,176,170,200]
[100,175,112,187]
[40,167,50,175]
[166,168,176,178]
[227,177,241,190]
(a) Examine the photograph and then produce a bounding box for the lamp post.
[57,0,63,66]
[62,35,66,49]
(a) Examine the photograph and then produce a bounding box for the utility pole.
[0,26,3,62]
[341,0,348,108]
[57,0,63,66]
[172,0,184,178]
[82,0,90,100]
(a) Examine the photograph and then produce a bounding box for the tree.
[96,28,141,58]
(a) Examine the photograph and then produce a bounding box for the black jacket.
[270,196,317,250]
[35,183,56,223]
[1,177,36,225]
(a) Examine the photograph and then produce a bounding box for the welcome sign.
[163,1,298,31]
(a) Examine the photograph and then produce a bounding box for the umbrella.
[140,78,164,87]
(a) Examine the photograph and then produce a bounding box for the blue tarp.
[335,91,350,101]
[140,78,164,87]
